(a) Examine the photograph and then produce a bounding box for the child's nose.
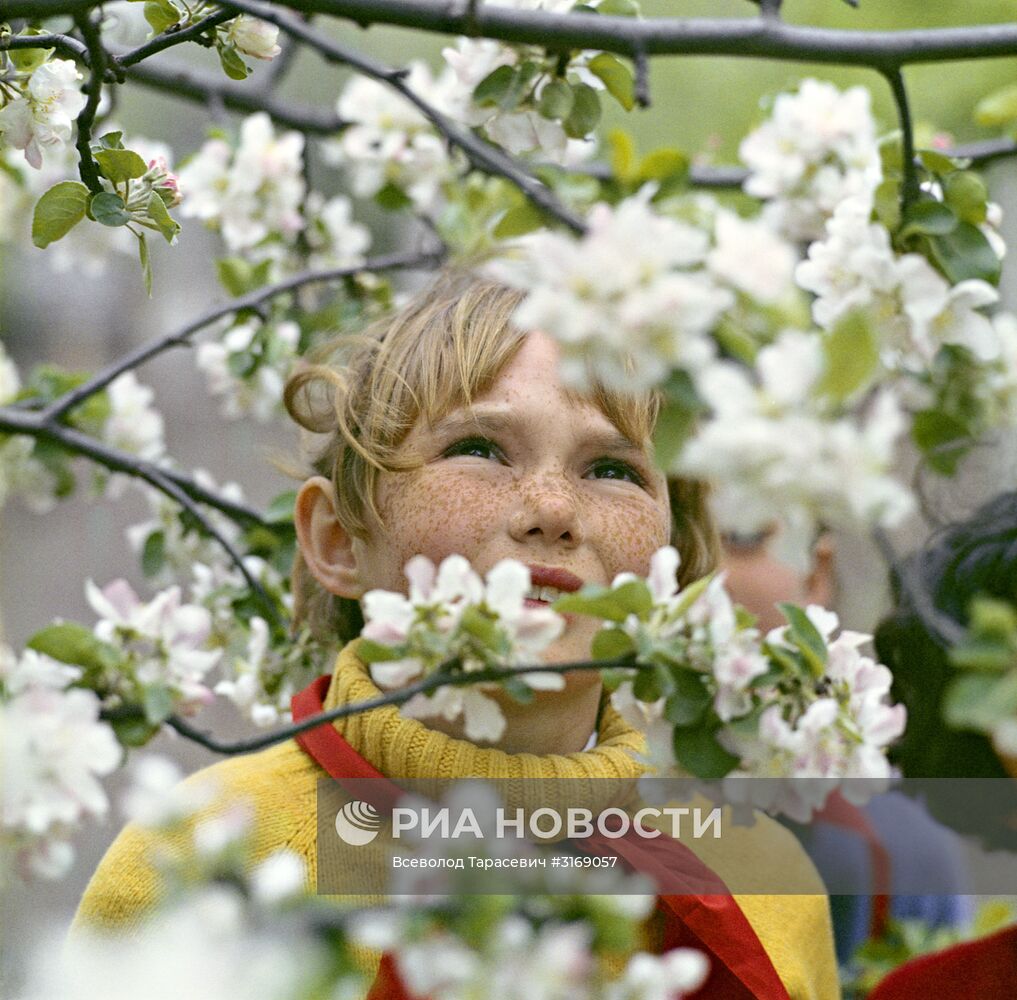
[508,478,584,546]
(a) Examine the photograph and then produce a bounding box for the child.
[76,270,838,998]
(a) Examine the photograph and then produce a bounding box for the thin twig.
[0,32,90,61]
[216,0,587,235]
[0,406,266,527]
[884,67,919,213]
[72,12,106,193]
[116,7,235,68]
[41,249,445,424]
[165,652,642,755]
[121,57,345,133]
[633,45,649,108]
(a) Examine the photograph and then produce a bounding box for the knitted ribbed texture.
[74,641,839,999]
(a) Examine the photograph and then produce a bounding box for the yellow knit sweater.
[75,642,840,999]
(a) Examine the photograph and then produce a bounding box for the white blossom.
[304,192,372,270]
[740,78,881,241]
[606,949,710,1000]
[1,655,121,878]
[706,207,798,304]
[327,63,459,214]
[226,16,281,61]
[0,59,87,169]
[362,554,565,742]
[795,194,1002,367]
[492,194,731,393]
[679,334,914,551]
[85,578,220,713]
[103,372,166,461]
[178,113,305,253]
[120,755,216,829]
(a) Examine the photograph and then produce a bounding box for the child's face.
[351,330,672,666]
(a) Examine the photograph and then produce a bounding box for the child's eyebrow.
[430,405,648,458]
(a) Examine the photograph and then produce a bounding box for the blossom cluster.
[678,330,915,559]
[739,78,881,242]
[0,646,121,878]
[0,58,86,170]
[492,193,733,392]
[360,554,566,742]
[592,547,906,821]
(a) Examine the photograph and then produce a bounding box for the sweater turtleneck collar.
[321,640,649,816]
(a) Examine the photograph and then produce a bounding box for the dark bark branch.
[116,8,235,69]
[884,68,919,212]
[216,0,587,234]
[72,13,106,193]
[121,57,346,133]
[0,405,266,526]
[165,652,641,755]
[0,32,89,61]
[38,249,445,424]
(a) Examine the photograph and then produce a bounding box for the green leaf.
[873,177,901,233]
[538,79,574,121]
[596,0,640,14]
[777,603,828,677]
[911,409,971,475]
[927,221,1002,286]
[493,202,545,239]
[94,148,149,185]
[944,672,1017,732]
[90,192,131,228]
[356,638,402,664]
[144,0,182,34]
[900,199,957,238]
[673,717,740,780]
[816,309,879,403]
[98,131,126,151]
[31,181,89,249]
[142,684,176,725]
[943,171,989,226]
[218,43,250,81]
[217,257,254,297]
[141,530,166,577]
[137,231,153,297]
[917,148,965,176]
[112,715,160,748]
[502,676,535,704]
[553,579,652,623]
[265,490,297,524]
[606,128,636,182]
[664,671,712,727]
[461,605,498,647]
[27,622,122,675]
[591,627,635,662]
[375,182,413,212]
[588,53,635,112]
[146,191,180,243]
[9,42,53,74]
[472,62,541,112]
[563,82,601,139]
[974,83,1017,127]
[637,147,689,185]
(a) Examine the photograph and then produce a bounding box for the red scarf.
[293,675,792,1000]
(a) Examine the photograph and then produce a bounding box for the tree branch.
[72,12,106,193]
[884,68,919,212]
[165,652,642,754]
[216,0,587,235]
[116,8,235,69]
[38,249,445,425]
[0,405,266,527]
[121,57,346,133]
[0,32,90,62]
[240,2,1017,70]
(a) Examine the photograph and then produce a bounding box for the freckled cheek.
[374,470,511,575]
[588,495,670,578]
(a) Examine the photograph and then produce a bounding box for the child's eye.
[442,436,502,461]
[588,459,646,487]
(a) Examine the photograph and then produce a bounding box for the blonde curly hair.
[283,268,719,645]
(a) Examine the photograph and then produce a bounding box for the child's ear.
[294,476,364,599]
